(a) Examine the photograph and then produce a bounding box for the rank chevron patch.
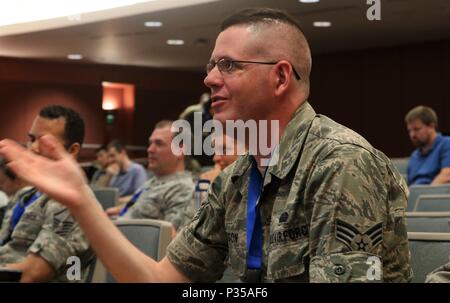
[335,219,383,252]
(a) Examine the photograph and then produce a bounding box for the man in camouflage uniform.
[0,157,31,227]
[0,8,412,282]
[106,120,195,232]
[0,105,92,282]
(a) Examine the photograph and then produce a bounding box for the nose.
[147,143,155,155]
[204,66,223,89]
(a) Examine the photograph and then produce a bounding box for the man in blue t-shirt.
[104,140,147,204]
[405,105,450,185]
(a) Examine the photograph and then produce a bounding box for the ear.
[67,142,81,157]
[274,61,292,97]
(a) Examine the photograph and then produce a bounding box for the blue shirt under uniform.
[407,134,450,185]
[109,162,148,197]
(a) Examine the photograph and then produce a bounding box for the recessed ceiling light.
[299,0,320,3]
[166,39,184,46]
[144,21,162,27]
[67,54,83,60]
[313,21,332,27]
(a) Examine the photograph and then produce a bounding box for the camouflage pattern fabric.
[0,187,33,232]
[425,257,450,283]
[167,101,412,282]
[0,188,93,282]
[120,171,195,230]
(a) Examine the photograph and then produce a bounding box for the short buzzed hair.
[220,7,312,88]
[154,120,182,138]
[39,105,85,148]
[154,120,173,129]
[405,106,438,130]
[221,7,303,33]
[107,139,126,153]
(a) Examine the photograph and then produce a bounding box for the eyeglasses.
[206,58,301,80]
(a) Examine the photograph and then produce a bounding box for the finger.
[0,139,32,162]
[38,134,67,161]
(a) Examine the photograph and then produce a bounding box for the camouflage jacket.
[121,171,195,230]
[425,258,450,283]
[167,101,412,282]
[0,187,33,233]
[0,188,93,282]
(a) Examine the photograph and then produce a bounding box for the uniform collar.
[154,171,190,182]
[231,101,316,183]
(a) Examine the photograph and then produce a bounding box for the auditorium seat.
[406,212,450,233]
[92,188,119,210]
[407,184,450,212]
[415,194,450,212]
[408,232,450,282]
[391,157,409,175]
[91,219,173,283]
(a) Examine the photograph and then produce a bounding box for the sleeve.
[160,182,195,230]
[305,146,411,282]
[440,139,450,168]
[28,200,91,275]
[132,165,148,193]
[425,259,450,283]
[166,174,228,282]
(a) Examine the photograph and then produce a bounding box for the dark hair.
[96,144,108,153]
[405,105,438,130]
[107,139,126,153]
[221,7,303,33]
[0,157,16,181]
[39,105,85,147]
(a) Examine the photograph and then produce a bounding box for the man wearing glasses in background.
[0,8,411,282]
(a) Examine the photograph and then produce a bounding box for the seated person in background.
[89,144,109,187]
[104,140,147,204]
[405,105,450,185]
[0,105,92,282]
[179,92,214,168]
[0,157,31,229]
[199,133,245,182]
[106,121,195,235]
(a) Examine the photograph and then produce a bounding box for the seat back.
[415,194,450,212]
[408,232,450,282]
[391,157,409,175]
[406,212,450,233]
[407,184,450,212]
[93,188,119,210]
[91,219,173,283]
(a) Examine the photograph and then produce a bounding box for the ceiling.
[0,0,449,71]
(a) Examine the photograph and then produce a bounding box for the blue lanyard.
[246,160,264,269]
[119,189,143,216]
[10,191,41,230]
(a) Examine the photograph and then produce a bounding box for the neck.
[253,99,303,169]
[420,132,438,154]
[154,162,185,178]
[121,157,132,170]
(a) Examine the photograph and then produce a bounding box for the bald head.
[221,8,312,93]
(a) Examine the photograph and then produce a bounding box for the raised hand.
[0,135,89,209]
[106,163,120,176]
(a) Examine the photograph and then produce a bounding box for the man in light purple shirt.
[105,140,147,204]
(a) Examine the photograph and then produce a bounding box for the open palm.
[0,135,89,208]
